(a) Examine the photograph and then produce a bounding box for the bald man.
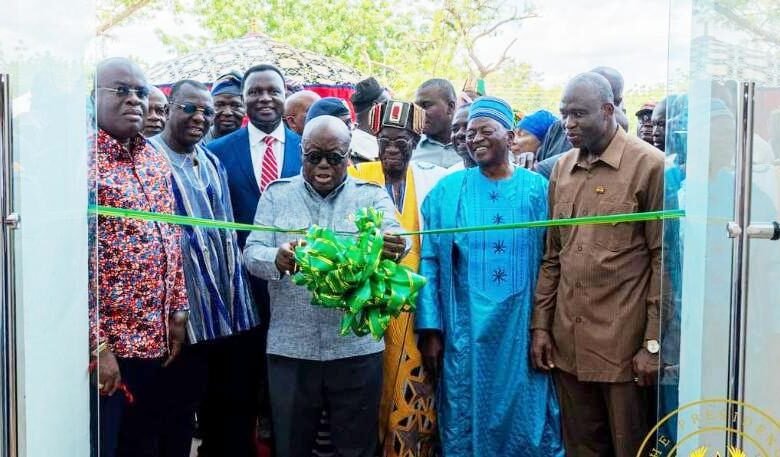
[243,116,407,457]
[591,66,629,132]
[532,72,664,457]
[283,89,321,135]
[143,85,168,137]
[90,57,188,457]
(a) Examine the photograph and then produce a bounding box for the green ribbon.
[90,205,685,236]
[91,204,685,339]
[291,207,427,339]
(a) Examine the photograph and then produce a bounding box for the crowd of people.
[90,55,681,457]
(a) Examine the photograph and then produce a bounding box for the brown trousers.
[554,370,654,457]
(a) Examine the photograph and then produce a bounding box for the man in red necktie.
[207,63,303,455]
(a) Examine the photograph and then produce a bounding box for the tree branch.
[711,3,780,45]
[471,12,538,42]
[97,0,156,35]
[481,37,517,77]
[465,40,488,76]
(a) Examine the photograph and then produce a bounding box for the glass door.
[0,1,95,456]
[659,1,780,455]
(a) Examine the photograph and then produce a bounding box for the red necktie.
[259,135,278,192]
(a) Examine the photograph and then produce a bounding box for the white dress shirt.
[248,122,286,189]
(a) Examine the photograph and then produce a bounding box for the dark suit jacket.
[207,125,302,248]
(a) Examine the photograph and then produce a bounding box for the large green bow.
[292,207,427,339]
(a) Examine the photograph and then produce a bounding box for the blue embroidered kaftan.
[416,167,564,457]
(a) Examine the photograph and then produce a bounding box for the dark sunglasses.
[98,85,150,99]
[171,102,215,118]
[303,150,349,166]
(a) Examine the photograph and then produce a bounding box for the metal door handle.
[727,221,742,238]
[745,222,780,240]
[3,213,19,229]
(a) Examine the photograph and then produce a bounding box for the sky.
[102,0,688,89]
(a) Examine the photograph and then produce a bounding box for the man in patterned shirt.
[89,57,189,457]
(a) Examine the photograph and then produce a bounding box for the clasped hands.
[274,233,406,275]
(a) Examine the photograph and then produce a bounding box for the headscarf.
[518,109,558,142]
[468,96,514,130]
[367,100,425,136]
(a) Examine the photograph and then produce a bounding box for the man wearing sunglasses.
[147,79,260,457]
[243,115,407,457]
[90,57,189,457]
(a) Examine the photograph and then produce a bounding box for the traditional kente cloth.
[349,161,445,457]
[149,137,258,342]
[416,167,564,457]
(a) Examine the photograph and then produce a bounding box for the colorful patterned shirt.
[89,129,188,359]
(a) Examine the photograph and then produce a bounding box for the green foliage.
[96,0,541,99]
[190,0,538,98]
[192,0,428,95]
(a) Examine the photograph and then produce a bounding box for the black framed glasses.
[302,149,349,166]
[98,85,150,99]
[171,102,216,119]
[377,138,412,150]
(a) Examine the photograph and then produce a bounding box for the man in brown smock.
[532,72,665,457]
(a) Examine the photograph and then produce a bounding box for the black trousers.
[197,328,265,457]
[91,356,198,457]
[267,352,383,457]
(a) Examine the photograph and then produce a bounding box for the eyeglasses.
[171,102,216,119]
[378,138,412,150]
[303,150,349,166]
[98,85,150,99]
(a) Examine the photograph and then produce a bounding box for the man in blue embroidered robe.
[148,79,260,457]
[416,96,564,456]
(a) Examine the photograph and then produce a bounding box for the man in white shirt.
[207,63,303,454]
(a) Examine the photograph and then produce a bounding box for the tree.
[94,0,542,98]
[701,0,780,46]
[96,0,161,35]
[440,0,538,79]
[192,0,422,93]
[191,0,539,97]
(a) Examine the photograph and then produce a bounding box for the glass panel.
[744,86,780,427]
[0,0,94,455]
[665,0,780,455]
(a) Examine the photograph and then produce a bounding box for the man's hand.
[382,233,405,263]
[531,329,555,371]
[632,348,660,386]
[98,349,121,396]
[163,311,188,367]
[418,330,444,382]
[275,239,305,275]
